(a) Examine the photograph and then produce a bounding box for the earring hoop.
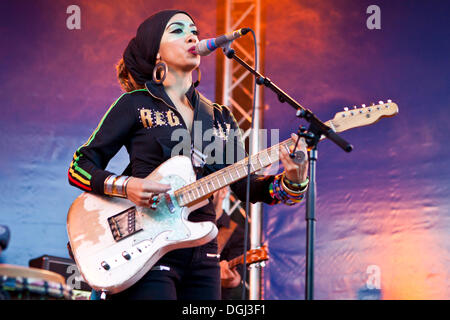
[152,61,168,84]
[193,67,201,87]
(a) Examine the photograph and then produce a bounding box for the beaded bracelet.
[274,174,305,203]
[269,173,308,206]
[282,175,309,192]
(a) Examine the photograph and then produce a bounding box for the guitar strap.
[185,92,241,257]
[190,92,215,179]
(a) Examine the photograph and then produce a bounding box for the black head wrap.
[123,10,195,85]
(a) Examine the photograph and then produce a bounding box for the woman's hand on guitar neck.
[279,133,309,184]
[126,177,171,208]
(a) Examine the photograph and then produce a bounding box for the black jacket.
[68,81,276,223]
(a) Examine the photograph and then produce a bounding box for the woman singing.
[68,9,309,300]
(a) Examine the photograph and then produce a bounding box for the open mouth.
[188,46,198,55]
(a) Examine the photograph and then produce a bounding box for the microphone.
[194,28,251,56]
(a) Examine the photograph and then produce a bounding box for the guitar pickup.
[108,207,142,242]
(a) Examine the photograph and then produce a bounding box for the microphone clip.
[222,43,235,59]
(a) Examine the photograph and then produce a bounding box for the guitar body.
[67,156,217,294]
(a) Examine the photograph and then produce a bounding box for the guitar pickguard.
[133,174,190,244]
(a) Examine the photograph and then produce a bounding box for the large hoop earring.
[152,61,168,85]
[193,67,201,88]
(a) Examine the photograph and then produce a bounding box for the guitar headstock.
[246,245,269,266]
[330,100,399,133]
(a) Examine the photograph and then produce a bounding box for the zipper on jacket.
[145,84,190,131]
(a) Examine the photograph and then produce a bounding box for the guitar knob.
[101,261,110,270]
[122,251,131,260]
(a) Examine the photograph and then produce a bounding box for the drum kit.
[0,224,86,300]
[0,264,73,300]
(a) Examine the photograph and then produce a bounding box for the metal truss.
[215,0,266,300]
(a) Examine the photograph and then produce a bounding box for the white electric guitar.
[67,100,399,294]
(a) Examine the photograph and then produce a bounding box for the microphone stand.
[222,46,353,300]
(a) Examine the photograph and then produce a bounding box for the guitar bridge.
[108,206,142,242]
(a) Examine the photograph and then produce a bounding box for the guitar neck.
[175,137,292,207]
[174,100,400,207]
[175,120,333,207]
[228,254,245,269]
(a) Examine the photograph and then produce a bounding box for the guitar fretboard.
[228,254,244,269]
[174,137,298,207]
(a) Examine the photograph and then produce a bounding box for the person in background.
[214,187,249,300]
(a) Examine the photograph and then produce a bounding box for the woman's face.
[159,13,200,73]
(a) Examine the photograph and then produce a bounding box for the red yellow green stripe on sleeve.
[68,89,146,192]
[68,152,92,191]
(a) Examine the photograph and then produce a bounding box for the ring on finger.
[149,194,160,209]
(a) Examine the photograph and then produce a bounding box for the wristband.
[104,174,129,198]
[123,176,132,198]
[281,175,309,193]
[104,175,117,195]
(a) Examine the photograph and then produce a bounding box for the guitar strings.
[175,138,295,205]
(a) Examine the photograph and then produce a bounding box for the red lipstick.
[188,46,198,55]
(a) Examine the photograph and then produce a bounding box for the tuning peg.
[353,105,357,109]
[387,99,392,103]
[361,104,366,108]
[344,107,349,111]
[378,100,384,105]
